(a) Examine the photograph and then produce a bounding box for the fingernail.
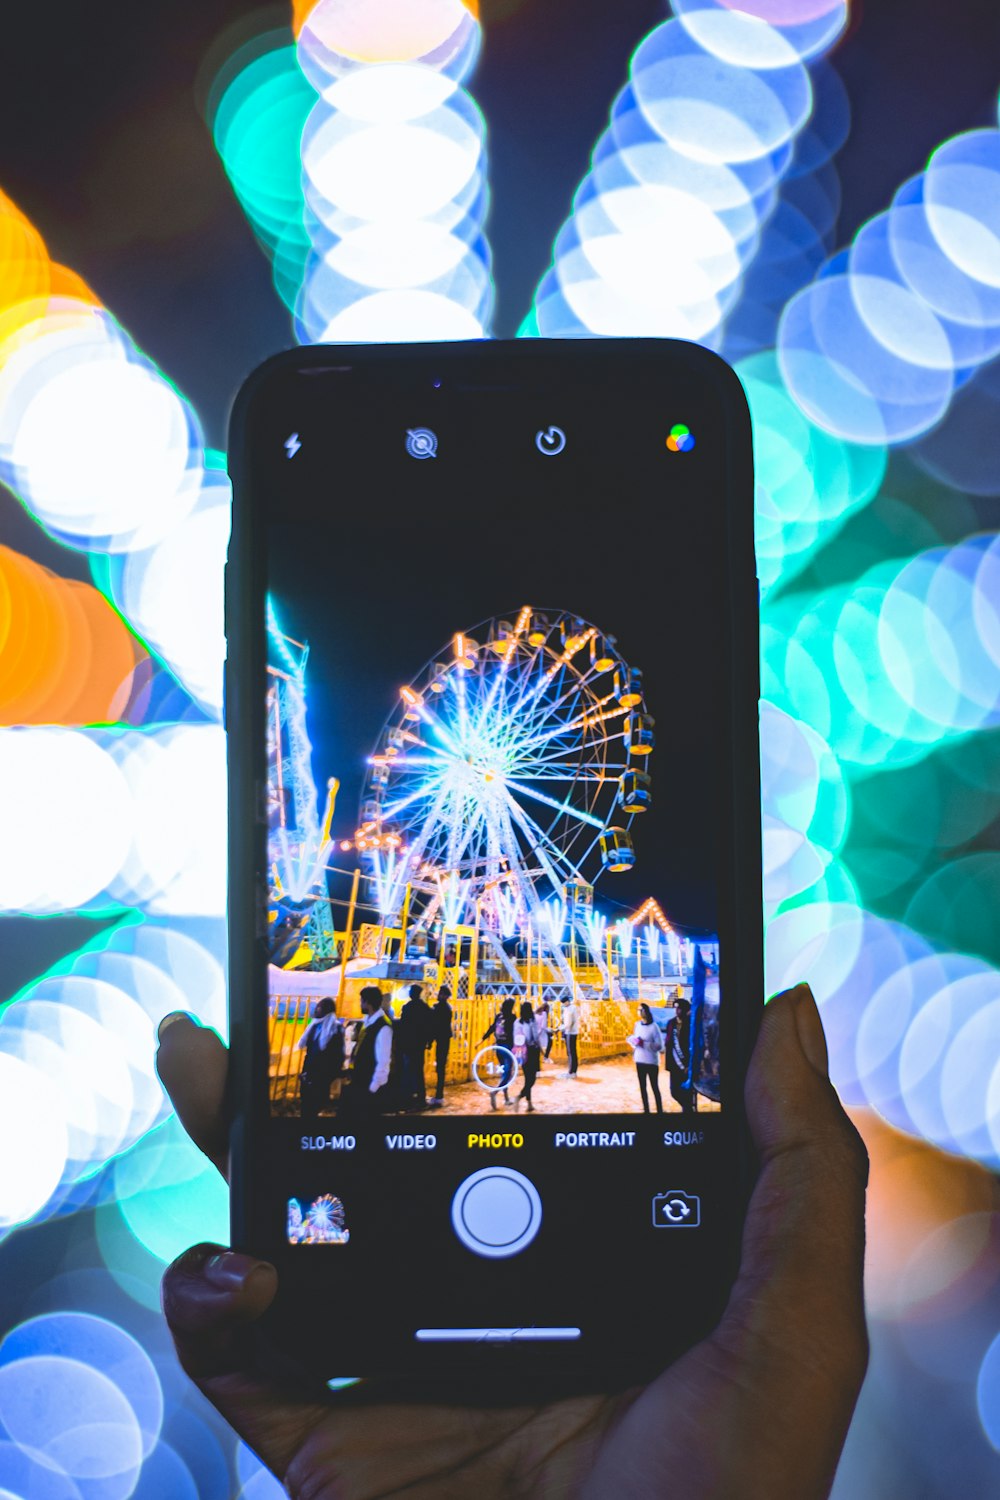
[204,1251,270,1292]
[157,1011,191,1043]
[792,984,829,1076]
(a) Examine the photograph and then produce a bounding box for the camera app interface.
[263,379,725,1135]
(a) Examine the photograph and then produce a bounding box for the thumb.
[162,1243,329,1479]
[711,985,869,1452]
[731,983,869,1350]
[162,1243,278,1381]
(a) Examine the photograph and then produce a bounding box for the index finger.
[156,1013,231,1179]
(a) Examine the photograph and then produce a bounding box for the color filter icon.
[666,424,696,454]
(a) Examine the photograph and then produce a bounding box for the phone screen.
[228,340,760,1386]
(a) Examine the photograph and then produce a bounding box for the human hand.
[156,984,868,1500]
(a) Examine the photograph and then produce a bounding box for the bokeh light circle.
[0,1314,163,1460]
[977,1328,1000,1450]
[0,1052,67,1228]
[631,20,812,166]
[0,1355,142,1492]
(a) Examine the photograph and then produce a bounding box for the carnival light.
[672,0,849,67]
[113,1114,228,1267]
[0,725,226,918]
[0,916,227,1233]
[763,531,1000,769]
[979,1333,1000,1453]
[583,909,608,962]
[296,0,480,87]
[722,62,850,360]
[209,38,314,310]
[106,464,230,718]
[0,193,227,720]
[0,1051,68,1229]
[766,898,1000,1170]
[527,5,849,344]
[0,728,133,913]
[759,700,849,912]
[543,897,566,946]
[0,1354,144,1493]
[267,602,335,936]
[286,0,493,343]
[0,1313,164,1459]
[297,60,492,341]
[909,356,1000,496]
[742,350,885,594]
[0,546,147,724]
[779,126,1000,444]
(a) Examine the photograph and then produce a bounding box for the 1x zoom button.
[451,1167,542,1259]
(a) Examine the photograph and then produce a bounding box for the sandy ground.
[297,1053,722,1119]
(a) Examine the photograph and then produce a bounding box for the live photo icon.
[652,1191,701,1228]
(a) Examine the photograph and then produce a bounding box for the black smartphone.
[226,339,761,1393]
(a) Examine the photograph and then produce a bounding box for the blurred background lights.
[978,1330,1000,1451]
[113,1115,229,1268]
[0,726,226,917]
[0,1355,143,1493]
[527,2,848,346]
[672,0,850,64]
[209,39,314,312]
[105,465,230,720]
[0,730,132,912]
[0,1442,86,1499]
[0,1313,163,1459]
[631,22,812,163]
[779,126,1000,444]
[0,1052,67,1228]
[0,547,147,724]
[276,0,495,343]
[295,0,480,85]
[2,2,1000,1497]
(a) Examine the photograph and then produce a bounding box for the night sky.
[265,355,733,931]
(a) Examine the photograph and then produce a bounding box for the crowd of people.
[296,981,453,1121]
[294,978,714,1118]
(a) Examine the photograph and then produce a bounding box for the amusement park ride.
[266,601,718,1090]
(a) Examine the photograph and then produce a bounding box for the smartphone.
[226,339,761,1393]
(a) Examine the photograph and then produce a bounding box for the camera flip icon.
[652,1191,701,1229]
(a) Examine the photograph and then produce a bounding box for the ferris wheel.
[357,606,654,935]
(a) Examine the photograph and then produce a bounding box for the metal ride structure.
[266,599,339,966]
[356,605,655,998]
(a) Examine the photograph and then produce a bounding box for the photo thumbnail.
[265,600,721,1120]
[287,1194,350,1245]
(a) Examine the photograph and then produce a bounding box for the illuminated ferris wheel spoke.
[361,610,648,929]
[540,664,607,720]
[504,778,606,828]
[479,607,532,717]
[516,693,604,750]
[528,730,624,768]
[377,772,447,823]
[533,742,626,771]
[501,788,589,890]
[445,799,488,875]
[520,700,624,753]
